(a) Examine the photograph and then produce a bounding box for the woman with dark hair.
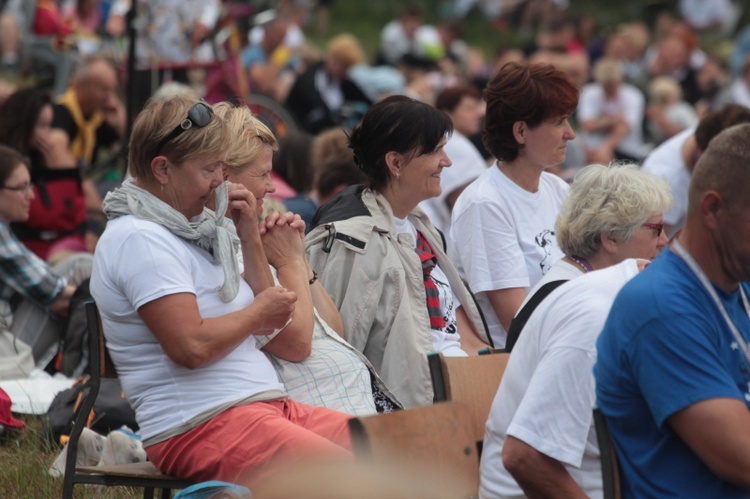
[306,95,491,409]
[0,88,83,260]
[448,62,580,349]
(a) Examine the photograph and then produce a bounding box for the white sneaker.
[48,427,105,477]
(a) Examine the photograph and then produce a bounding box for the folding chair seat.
[61,302,193,499]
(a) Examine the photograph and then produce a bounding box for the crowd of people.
[1,0,750,496]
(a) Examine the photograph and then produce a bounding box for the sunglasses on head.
[155,101,214,155]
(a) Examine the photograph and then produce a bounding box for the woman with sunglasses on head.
[213,102,400,415]
[305,95,492,410]
[0,145,77,380]
[90,95,352,487]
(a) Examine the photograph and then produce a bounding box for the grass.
[0,415,139,498]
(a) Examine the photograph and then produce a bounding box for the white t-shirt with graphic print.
[394,217,467,357]
[448,166,569,348]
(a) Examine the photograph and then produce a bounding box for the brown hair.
[694,104,750,152]
[349,95,452,191]
[689,124,750,213]
[0,145,29,185]
[435,84,482,113]
[483,62,579,161]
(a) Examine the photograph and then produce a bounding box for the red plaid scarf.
[415,231,445,330]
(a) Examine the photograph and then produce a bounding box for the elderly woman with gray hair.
[480,162,672,499]
[505,162,672,351]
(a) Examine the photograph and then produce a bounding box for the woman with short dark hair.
[306,95,491,409]
[448,62,580,349]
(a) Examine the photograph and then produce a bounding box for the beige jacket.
[306,186,490,408]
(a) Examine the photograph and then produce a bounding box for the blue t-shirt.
[595,248,750,498]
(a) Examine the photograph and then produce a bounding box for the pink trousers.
[146,398,352,486]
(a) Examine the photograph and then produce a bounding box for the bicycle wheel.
[246,93,298,139]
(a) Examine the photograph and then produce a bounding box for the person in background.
[641,103,750,238]
[378,4,443,67]
[271,130,314,206]
[52,56,125,212]
[646,75,698,145]
[241,10,299,103]
[0,88,85,261]
[481,163,671,498]
[448,62,578,348]
[106,0,221,112]
[419,84,487,235]
[647,34,702,106]
[578,57,646,164]
[307,95,491,409]
[285,33,372,135]
[728,54,750,109]
[595,123,750,498]
[313,150,369,207]
[0,145,80,380]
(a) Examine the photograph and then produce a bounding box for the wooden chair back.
[94,307,118,379]
[349,401,480,498]
[429,351,510,445]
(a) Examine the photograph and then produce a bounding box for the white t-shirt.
[448,166,569,347]
[730,79,750,109]
[679,0,735,30]
[641,127,695,236]
[419,132,488,236]
[394,216,466,357]
[379,20,443,65]
[578,82,646,160]
[517,258,583,310]
[479,259,641,499]
[90,215,283,442]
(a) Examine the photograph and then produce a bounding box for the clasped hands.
[259,211,306,269]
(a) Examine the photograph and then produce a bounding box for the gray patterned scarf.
[103,179,240,302]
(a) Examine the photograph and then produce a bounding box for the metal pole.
[125,1,138,143]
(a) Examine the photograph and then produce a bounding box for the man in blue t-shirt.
[595,123,750,498]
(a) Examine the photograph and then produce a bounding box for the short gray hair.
[556,163,673,259]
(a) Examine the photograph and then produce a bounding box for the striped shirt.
[0,222,65,329]
[257,309,383,417]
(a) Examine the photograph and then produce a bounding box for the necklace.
[672,240,750,367]
[570,255,593,273]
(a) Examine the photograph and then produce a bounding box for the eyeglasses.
[155,102,214,155]
[0,183,33,193]
[642,222,665,236]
